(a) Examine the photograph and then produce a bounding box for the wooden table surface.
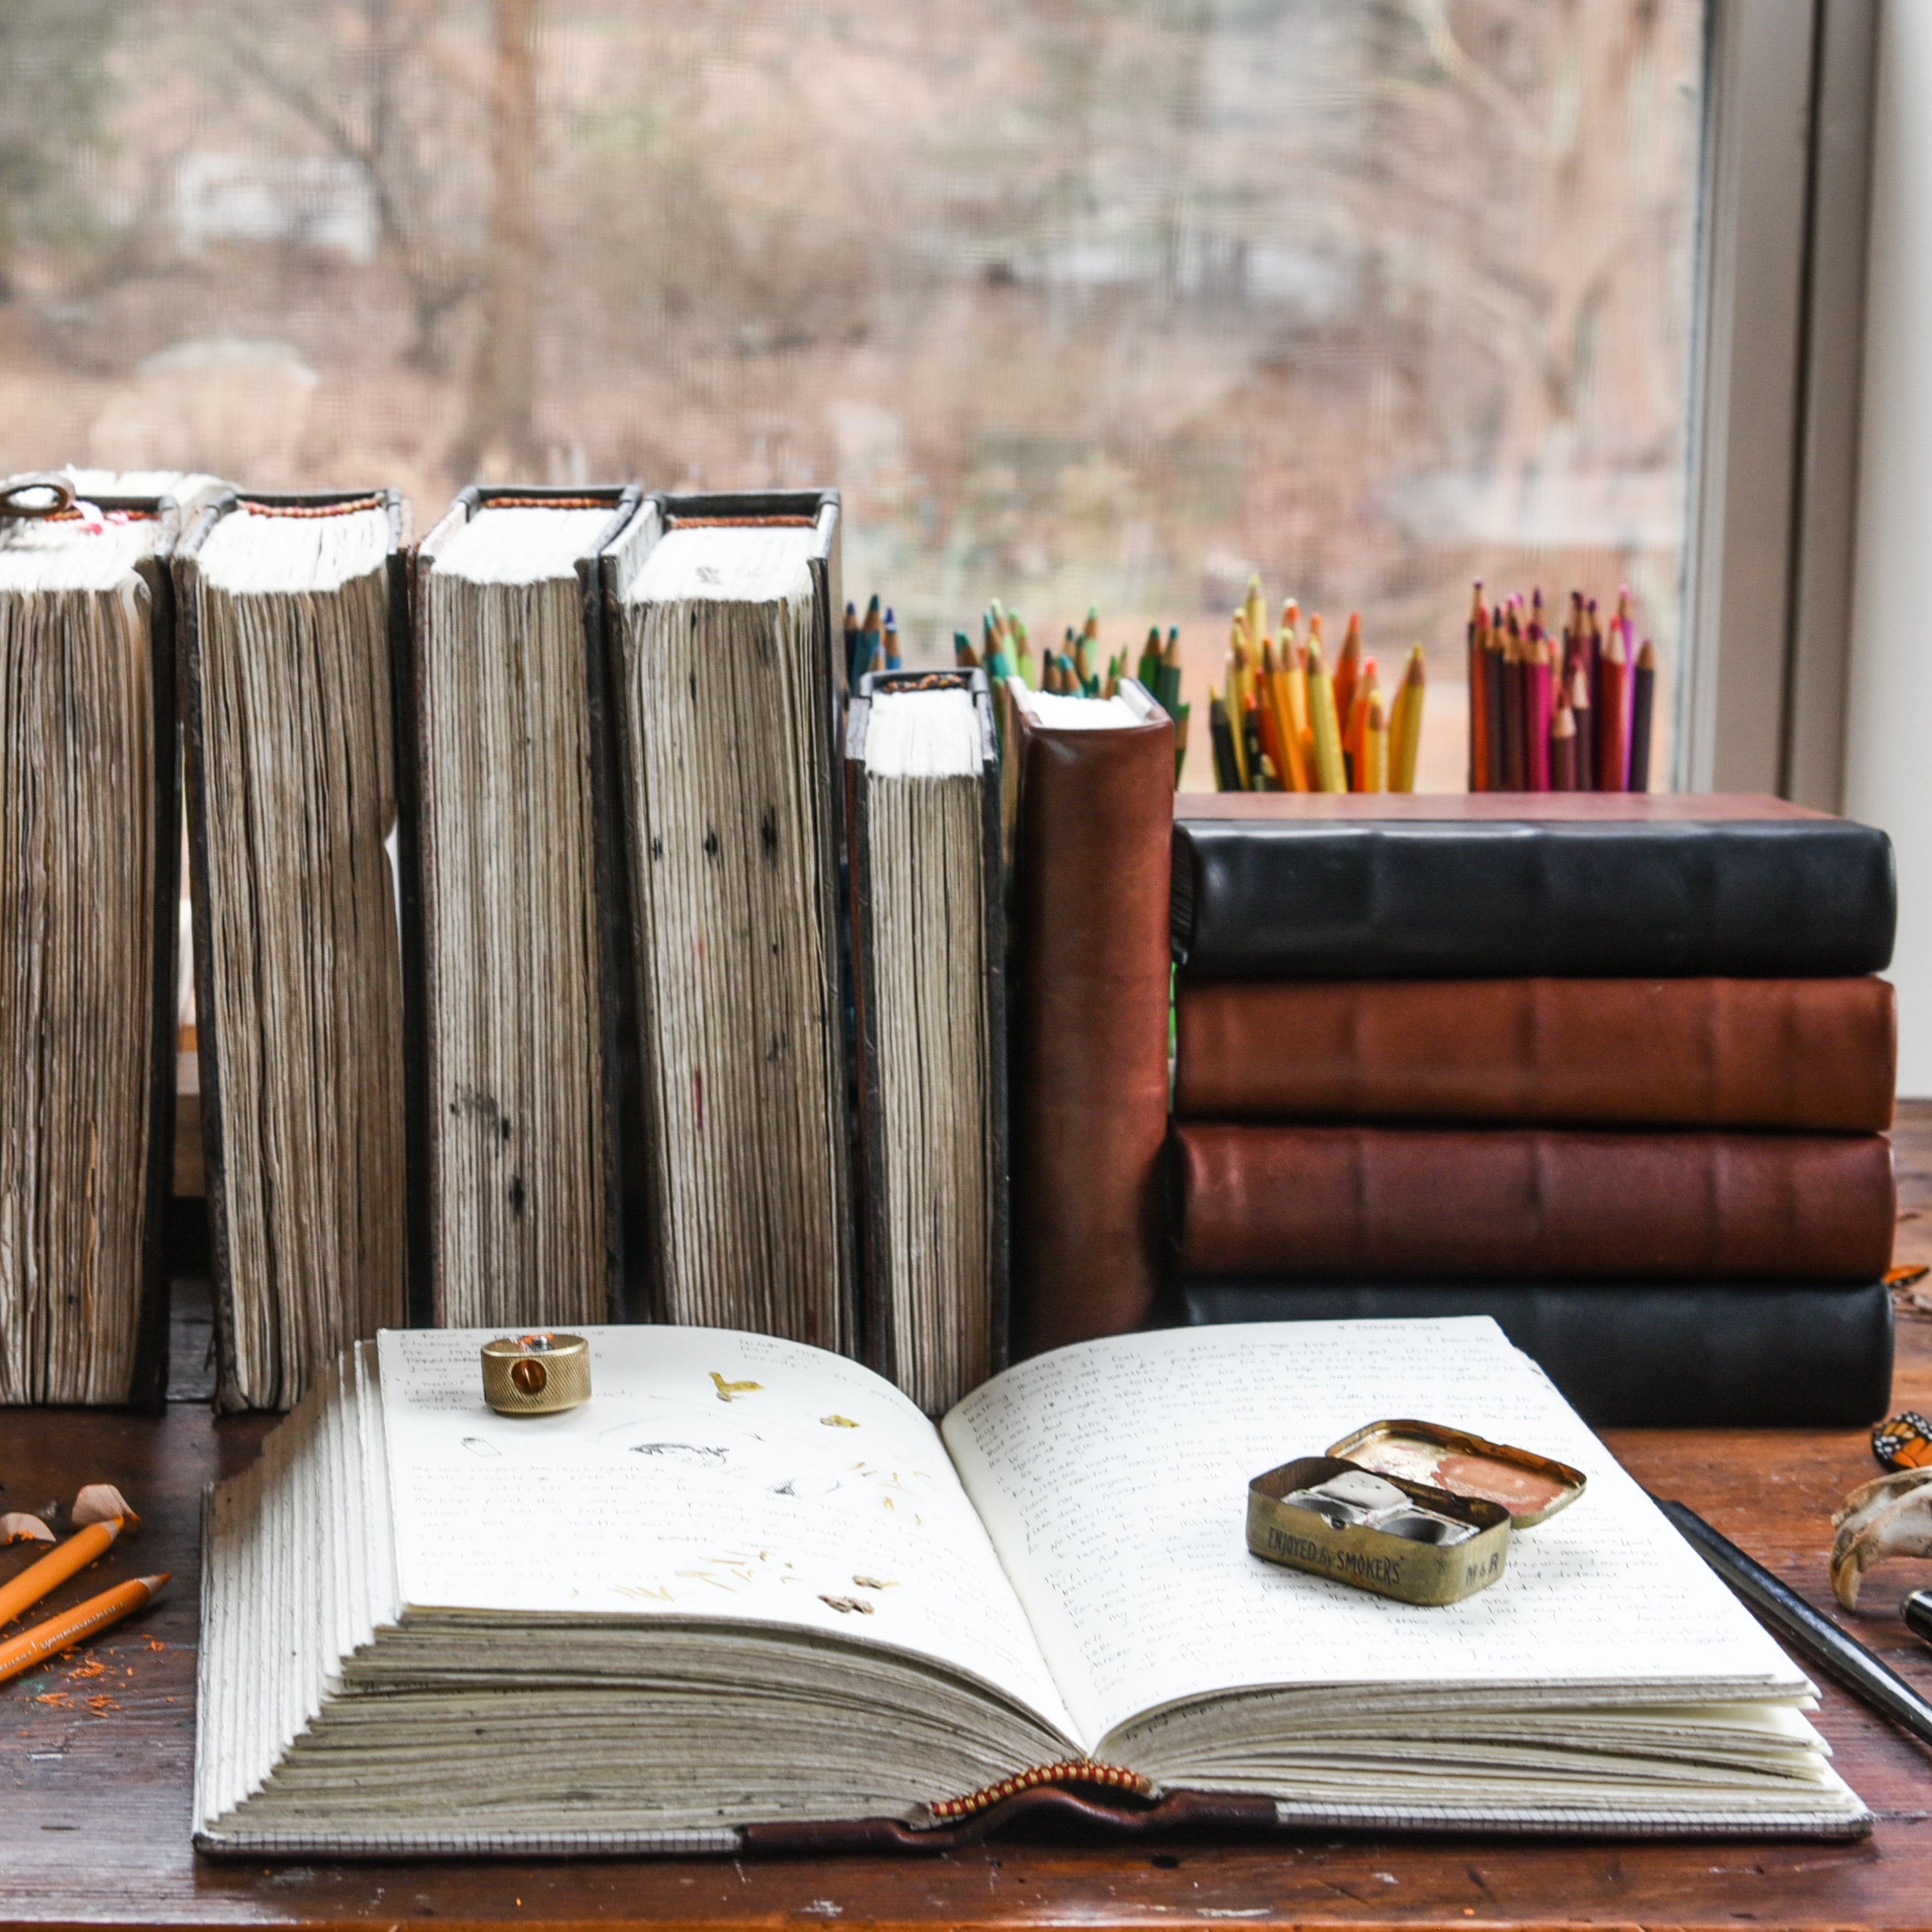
[6,1113,1932,1931]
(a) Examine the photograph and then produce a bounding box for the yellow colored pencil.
[1394,645,1426,791]
[1365,697,1388,792]
[1305,638,1347,793]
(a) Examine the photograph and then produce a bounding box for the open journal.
[194,1318,1867,1853]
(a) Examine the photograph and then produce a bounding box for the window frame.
[1678,0,1878,802]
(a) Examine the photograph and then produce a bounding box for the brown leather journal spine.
[1170,1122,1897,1282]
[1008,705,1173,1355]
[1173,978,1897,1132]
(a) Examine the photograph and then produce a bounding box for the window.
[2,1,1709,789]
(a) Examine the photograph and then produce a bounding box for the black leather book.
[1171,795,1896,979]
[1177,1279,1894,1428]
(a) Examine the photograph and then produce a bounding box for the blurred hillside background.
[0,0,1702,788]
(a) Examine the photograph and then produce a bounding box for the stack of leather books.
[1168,795,1900,1426]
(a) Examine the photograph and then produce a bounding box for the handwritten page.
[377,1327,1076,1739]
[941,1319,1806,1752]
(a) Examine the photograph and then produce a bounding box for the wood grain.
[5,1108,1931,1929]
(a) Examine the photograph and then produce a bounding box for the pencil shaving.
[0,1513,52,1544]
[71,1485,138,1530]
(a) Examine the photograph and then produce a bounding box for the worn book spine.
[846,670,1010,1395]
[1173,976,1897,1132]
[178,489,412,1414]
[624,489,855,1342]
[1178,1279,1894,1428]
[398,484,643,1327]
[1007,686,1173,1356]
[1170,795,1897,979]
[1170,1122,1897,1283]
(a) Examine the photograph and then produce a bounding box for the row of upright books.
[1,473,1903,1429]
[0,481,1014,1419]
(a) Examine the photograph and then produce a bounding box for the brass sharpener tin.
[1247,1455,1512,1607]
[481,1332,591,1416]
[1323,1419,1587,1527]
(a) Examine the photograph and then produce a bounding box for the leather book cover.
[1170,793,1897,979]
[1178,1279,1894,1428]
[177,489,411,1413]
[401,484,643,1328]
[846,668,1010,1390]
[1007,680,1173,1355]
[1170,1121,1897,1283]
[1173,975,1897,1131]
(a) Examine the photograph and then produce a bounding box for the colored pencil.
[1306,637,1347,793]
[1392,646,1426,793]
[1630,639,1656,793]
[0,1573,169,1688]
[1550,692,1577,792]
[0,1517,129,1629]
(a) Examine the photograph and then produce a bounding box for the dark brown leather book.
[1005,679,1172,1355]
[1173,976,1896,1131]
[1170,1122,1896,1282]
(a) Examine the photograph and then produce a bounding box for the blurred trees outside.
[0,0,1703,786]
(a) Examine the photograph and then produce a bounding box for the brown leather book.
[1173,977,1896,1131]
[1005,679,1173,1355]
[1170,1122,1896,1282]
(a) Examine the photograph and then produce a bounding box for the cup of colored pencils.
[1208,576,1425,793]
[958,601,1190,786]
[1466,582,1658,793]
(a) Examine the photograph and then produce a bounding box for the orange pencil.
[1332,611,1363,739]
[1253,661,1292,791]
[0,1517,129,1629]
[1278,602,1311,745]
[0,1573,169,1687]
[1345,665,1379,790]
[1260,638,1309,790]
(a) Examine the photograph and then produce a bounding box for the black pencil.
[1629,639,1656,793]
[1655,1497,1932,1750]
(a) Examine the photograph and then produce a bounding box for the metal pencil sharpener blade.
[482,1332,591,1416]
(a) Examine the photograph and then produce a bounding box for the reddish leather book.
[1173,977,1896,1132]
[1170,1122,1896,1282]
[1005,679,1173,1355]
